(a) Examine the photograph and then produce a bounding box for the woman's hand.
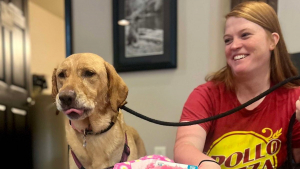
[296,96,300,122]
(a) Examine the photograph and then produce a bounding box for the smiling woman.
[205,1,299,91]
[174,1,300,169]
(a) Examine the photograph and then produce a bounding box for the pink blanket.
[113,155,198,169]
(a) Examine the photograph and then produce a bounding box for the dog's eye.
[58,72,65,78]
[84,70,95,77]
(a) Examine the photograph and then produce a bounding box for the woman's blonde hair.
[206,1,300,90]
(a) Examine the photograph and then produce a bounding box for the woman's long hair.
[206,1,300,90]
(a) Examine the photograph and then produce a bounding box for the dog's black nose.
[59,90,76,106]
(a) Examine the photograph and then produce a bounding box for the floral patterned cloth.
[113,155,173,169]
[113,155,197,169]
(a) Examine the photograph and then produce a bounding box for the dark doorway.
[0,0,32,168]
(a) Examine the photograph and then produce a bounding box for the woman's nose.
[230,39,242,50]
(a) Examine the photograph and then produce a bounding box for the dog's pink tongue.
[64,108,84,115]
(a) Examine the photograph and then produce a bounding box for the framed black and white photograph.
[113,0,177,72]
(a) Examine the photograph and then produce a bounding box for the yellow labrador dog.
[52,53,146,169]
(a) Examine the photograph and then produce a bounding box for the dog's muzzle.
[59,90,76,108]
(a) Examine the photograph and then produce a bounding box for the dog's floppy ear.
[105,62,128,112]
[52,68,58,99]
[52,68,60,115]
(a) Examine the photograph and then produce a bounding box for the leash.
[121,75,300,126]
[120,75,300,168]
[286,113,300,169]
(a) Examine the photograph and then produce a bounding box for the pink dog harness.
[70,132,130,169]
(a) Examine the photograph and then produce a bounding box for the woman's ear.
[270,32,280,50]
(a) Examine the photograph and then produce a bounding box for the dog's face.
[52,53,128,120]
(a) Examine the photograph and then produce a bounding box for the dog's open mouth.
[63,108,84,119]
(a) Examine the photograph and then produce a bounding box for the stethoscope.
[121,75,300,169]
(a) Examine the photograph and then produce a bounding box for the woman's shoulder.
[273,86,300,101]
[287,86,300,96]
[277,86,300,93]
[195,81,227,92]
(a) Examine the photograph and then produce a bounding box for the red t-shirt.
[180,81,300,168]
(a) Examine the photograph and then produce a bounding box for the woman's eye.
[224,38,231,44]
[241,32,250,38]
[58,72,65,78]
[84,70,95,77]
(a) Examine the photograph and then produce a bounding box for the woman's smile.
[233,54,249,61]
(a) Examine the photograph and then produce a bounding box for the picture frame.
[112,0,177,72]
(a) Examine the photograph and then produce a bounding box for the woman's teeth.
[234,55,247,60]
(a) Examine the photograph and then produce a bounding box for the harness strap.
[71,132,130,169]
[121,132,130,162]
[71,150,85,169]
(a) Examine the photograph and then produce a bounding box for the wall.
[72,0,230,159]
[278,0,300,54]
[29,0,65,95]
[28,0,67,168]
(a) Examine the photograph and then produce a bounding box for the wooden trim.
[65,0,73,57]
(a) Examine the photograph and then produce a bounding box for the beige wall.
[278,0,300,53]
[28,0,67,168]
[29,0,65,95]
